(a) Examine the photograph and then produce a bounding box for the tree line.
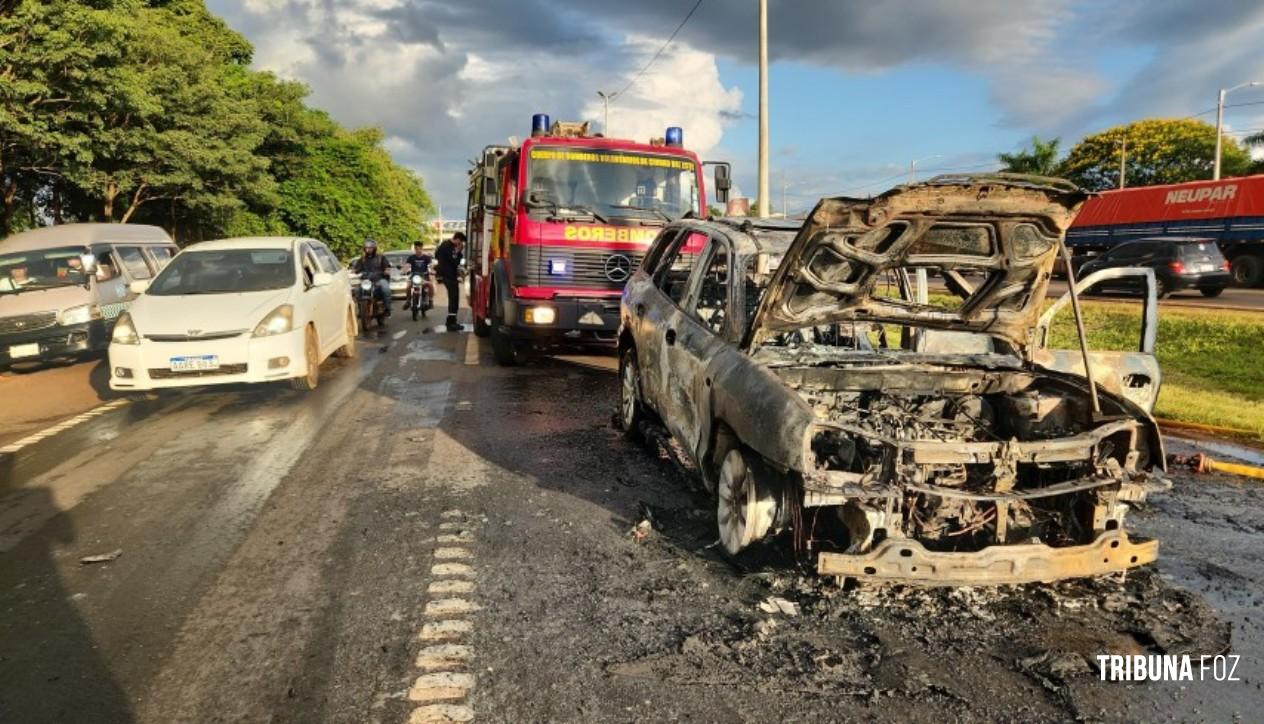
[997,118,1260,190]
[0,0,433,258]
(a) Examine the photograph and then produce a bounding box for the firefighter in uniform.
[435,231,465,331]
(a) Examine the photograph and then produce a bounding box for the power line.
[609,0,704,103]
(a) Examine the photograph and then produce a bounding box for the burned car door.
[641,231,707,423]
[662,234,735,454]
[1034,266,1161,413]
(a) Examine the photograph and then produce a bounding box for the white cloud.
[580,36,742,154]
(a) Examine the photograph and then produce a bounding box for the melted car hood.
[747,174,1086,354]
[129,289,291,336]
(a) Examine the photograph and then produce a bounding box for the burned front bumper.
[817,530,1158,586]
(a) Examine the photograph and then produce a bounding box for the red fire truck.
[1066,175,1264,287]
[465,114,730,365]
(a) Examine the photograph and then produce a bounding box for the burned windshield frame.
[0,246,91,294]
[147,249,296,296]
[524,148,700,221]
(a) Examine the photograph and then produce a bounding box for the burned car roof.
[747,174,1088,353]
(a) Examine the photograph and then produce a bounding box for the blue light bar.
[532,114,551,137]
[665,126,683,147]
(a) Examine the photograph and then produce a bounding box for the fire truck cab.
[466,114,729,365]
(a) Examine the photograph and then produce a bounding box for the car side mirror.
[129,280,150,295]
[311,271,333,287]
[707,162,732,204]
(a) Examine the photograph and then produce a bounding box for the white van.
[0,224,178,367]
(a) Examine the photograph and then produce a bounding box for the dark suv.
[1079,237,1231,297]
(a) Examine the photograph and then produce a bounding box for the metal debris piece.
[758,596,800,616]
[79,549,123,564]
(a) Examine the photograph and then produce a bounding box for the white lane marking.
[428,580,475,595]
[0,399,129,455]
[415,644,474,671]
[434,547,472,560]
[409,704,475,723]
[407,672,476,703]
[440,509,465,519]
[424,598,481,616]
[431,563,475,578]
[394,330,408,340]
[437,532,474,544]
[419,619,473,641]
[463,335,479,366]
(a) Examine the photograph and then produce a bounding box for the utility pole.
[1215,81,1262,180]
[1117,138,1127,189]
[597,91,614,136]
[757,0,770,218]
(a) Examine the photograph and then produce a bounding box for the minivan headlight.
[253,305,294,337]
[61,304,102,326]
[112,312,140,345]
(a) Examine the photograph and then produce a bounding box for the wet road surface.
[0,303,1261,722]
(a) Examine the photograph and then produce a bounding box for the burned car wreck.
[619,174,1166,585]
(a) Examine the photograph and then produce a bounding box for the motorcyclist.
[402,240,434,311]
[351,238,392,316]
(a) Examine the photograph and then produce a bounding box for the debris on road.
[79,549,123,564]
[630,519,653,544]
[758,596,800,616]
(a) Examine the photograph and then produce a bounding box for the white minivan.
[0,224,178,367]
[108,237,358,392]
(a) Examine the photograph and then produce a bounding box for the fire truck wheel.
[491,304,520,366]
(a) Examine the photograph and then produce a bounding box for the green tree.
[275,124,432,259]
[1059,119,1251,191]
[998,136,1062,175]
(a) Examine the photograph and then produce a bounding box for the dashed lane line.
[0,398,129,456]
[463,335,479,366]
[393,330,409,340]
[408,510,482,724]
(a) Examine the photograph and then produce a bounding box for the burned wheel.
[619,348,644,440]
[716,448,776,555]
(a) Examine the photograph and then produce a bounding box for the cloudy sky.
[208,0,1264,216]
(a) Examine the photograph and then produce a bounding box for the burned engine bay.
[758,352,1165,582]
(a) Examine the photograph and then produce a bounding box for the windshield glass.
[148,249,295,296]
[526,148,699,221]
[0,246,89,294]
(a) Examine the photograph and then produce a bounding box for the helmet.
[363,238,378,251]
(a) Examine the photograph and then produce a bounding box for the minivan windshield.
[148,249,295,296]
[0,246,89,295]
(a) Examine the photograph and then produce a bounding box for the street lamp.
[1214,80,1263,180]
[908,154,943,184]
[596,90,619,136]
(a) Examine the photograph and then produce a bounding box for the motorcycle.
[408,273,433,321]
[355,278,387,334]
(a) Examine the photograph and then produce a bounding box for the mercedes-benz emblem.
[604,254,632,283]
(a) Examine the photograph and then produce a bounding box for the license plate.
[1195,263,1215,273]
[8,343,39,359]
[170,355,219,372]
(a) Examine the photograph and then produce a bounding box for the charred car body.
[619,175,1166,585]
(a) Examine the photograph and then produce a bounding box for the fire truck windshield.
[525,148,699,222]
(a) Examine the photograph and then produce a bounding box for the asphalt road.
[1047,279,1264,311]
[0,298,1261,722]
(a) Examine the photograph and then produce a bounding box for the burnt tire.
[333,308,357,358]
[618,348,645,440]
[1231,255,1263,287]
[716,448,777,556]
[1201,286,1226,298]
[290,326,320,392]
